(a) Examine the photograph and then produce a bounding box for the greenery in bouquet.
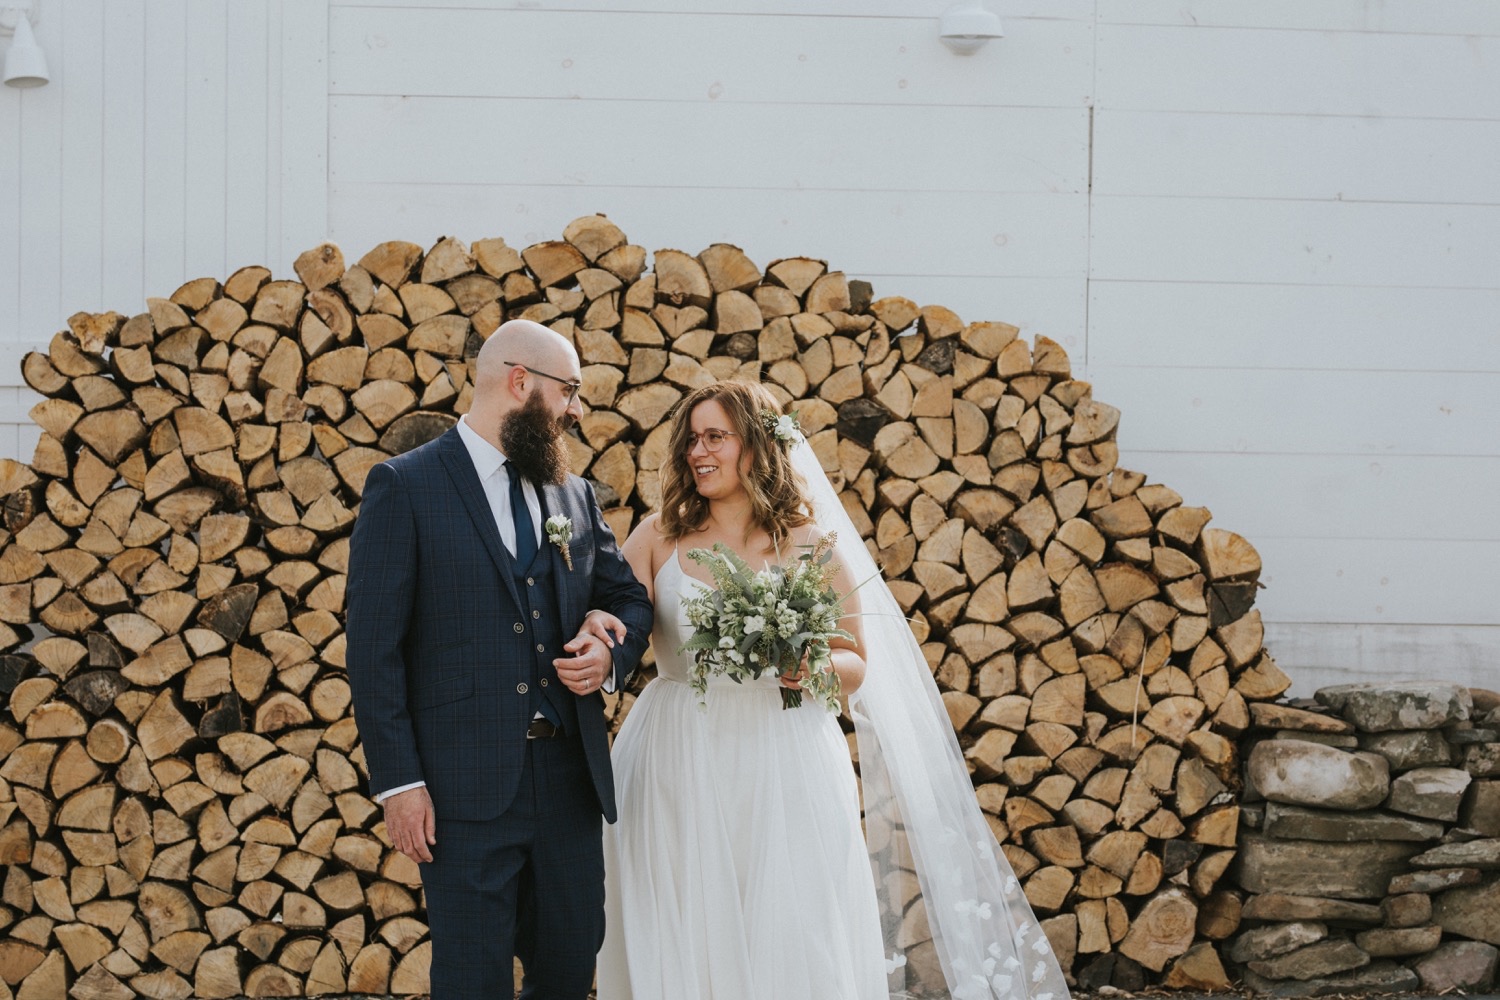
[678,533,854,710]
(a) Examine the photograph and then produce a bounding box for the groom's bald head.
[475,319,578,401]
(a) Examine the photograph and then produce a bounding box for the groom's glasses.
[684,429,738,453]
[504,361,582,405]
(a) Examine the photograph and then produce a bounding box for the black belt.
[526,718,570,740]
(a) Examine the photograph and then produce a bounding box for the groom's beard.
[499,391,573,486]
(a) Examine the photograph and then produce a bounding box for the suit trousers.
[420,735,605,1000]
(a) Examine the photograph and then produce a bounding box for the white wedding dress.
[599,436,1071,1000]
[596,545,889,1000]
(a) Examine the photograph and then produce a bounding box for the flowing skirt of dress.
[597,554,888,1000]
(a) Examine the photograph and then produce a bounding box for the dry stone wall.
[1231,682,1500,996]
[0,216,1290,998]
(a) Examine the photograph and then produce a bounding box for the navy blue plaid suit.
[347,427,652,999]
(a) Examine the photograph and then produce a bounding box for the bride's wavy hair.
[658,380,814,545]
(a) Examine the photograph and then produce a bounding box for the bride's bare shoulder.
[623,512,673,570]
[625,511,667,540]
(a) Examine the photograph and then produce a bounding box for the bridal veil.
[790,434,1072,1000]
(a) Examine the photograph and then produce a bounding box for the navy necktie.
[507,463,537,567]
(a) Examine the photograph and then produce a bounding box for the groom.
[347,319,652,999]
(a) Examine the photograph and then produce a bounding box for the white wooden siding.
[1094,22,1500,118]
[1095,1,1500,35]
[0,0,328,349]
[326,7,1094,107]
[1,0,1497,693]
[1085,6,1500,691]
[100,1,148,314]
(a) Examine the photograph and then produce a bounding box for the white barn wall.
[322,1,1096,364]
[1086,5,1500,692]
[1,0,1496,693]
[0,0,330,451]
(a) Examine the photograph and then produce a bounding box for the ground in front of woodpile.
[1076,992,1500,1000]
[201,993,1500,1000]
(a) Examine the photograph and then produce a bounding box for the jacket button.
[532,610,541,619]
[536,644,545,653]
[513,623,524,634]
[516,683,528,694]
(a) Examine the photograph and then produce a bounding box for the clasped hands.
[384,612,634,864]
[558,609,628,695]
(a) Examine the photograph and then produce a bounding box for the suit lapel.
[436,429,524,610]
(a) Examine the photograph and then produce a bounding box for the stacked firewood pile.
[0,215,1288,998]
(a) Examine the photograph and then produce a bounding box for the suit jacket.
[346,427,652,823]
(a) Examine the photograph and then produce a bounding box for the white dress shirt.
[375,416,611,803]
[455,414,543,553]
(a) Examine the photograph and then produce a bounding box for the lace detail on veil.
[789,436,1072,1000]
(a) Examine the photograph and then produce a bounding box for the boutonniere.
[545,514,574,570]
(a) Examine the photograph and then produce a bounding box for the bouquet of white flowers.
[678,534,854,711]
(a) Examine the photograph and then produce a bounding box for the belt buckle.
[526,718,555,740]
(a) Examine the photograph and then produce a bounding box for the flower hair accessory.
[761,409,801,446]
[544,514,574,570]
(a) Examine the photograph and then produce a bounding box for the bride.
[590,380,1070,1000]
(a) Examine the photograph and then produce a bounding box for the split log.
[1118,888,1197,972]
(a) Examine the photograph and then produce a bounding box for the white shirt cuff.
[375,781,426,803]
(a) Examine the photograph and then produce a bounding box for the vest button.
[513,623,525,633]
[540,678,548,687]
[527,577,535,586]
[532,610,541,619]
[516,683,528,694]
[536,644,545,653]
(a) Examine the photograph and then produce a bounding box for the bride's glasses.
[683,428,738,453]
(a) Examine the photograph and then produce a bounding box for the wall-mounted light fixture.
[2,1,51,89]
[939,0,1003,55]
